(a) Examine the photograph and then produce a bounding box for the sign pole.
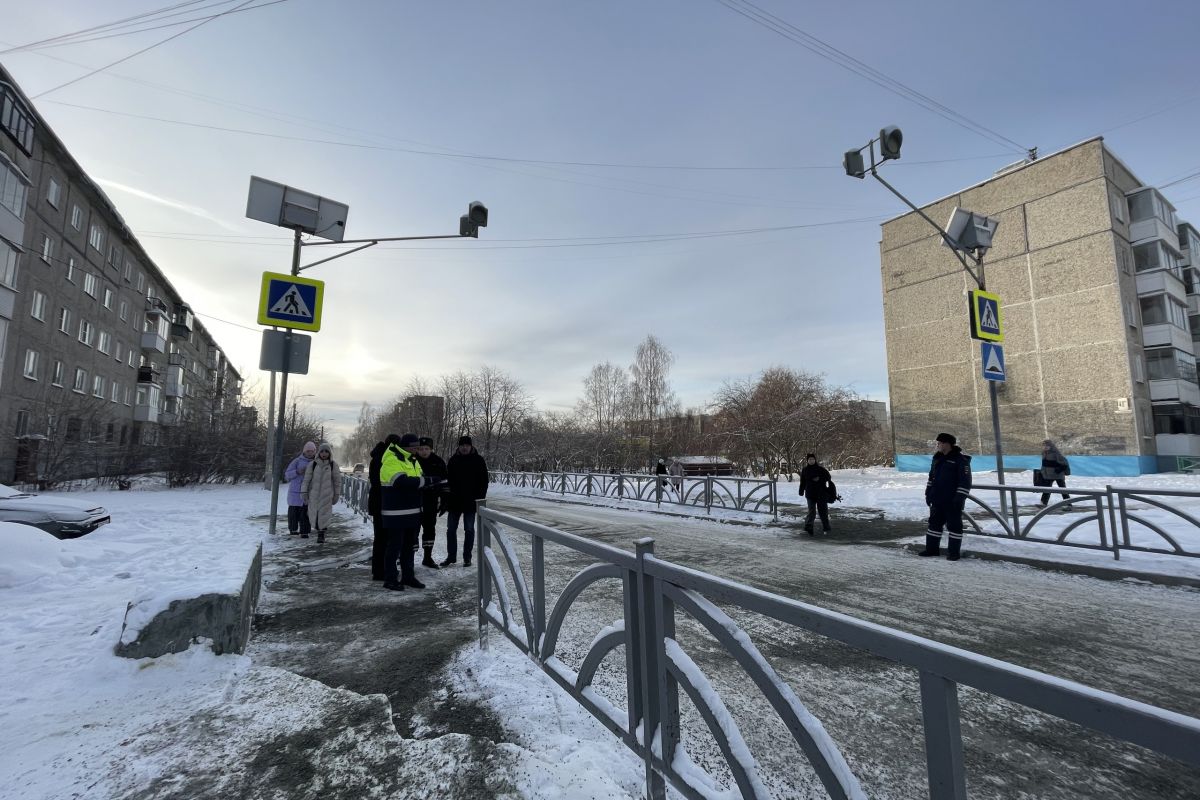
[267,228,303,536]
[264,366,275,490]
[978,259,1008,515]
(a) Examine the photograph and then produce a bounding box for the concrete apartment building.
[0,65,242,483]
[881,137,1200,476]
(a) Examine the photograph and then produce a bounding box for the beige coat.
[301,457,341,530]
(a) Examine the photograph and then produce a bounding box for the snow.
[0,522,76,588]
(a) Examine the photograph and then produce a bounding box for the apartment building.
[0,65,241,483]
[880,137,1200,475]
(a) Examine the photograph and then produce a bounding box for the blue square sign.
[981,341,1005,382]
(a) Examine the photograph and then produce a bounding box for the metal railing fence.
[489,470,779,519]
[476,502,1200,799]
[965,483,1200,560]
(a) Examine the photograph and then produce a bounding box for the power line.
[712,0,1031,156]
[31,0,280,99]
[0,1,213,54]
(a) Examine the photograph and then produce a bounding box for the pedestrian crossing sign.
[969,289,1003,342]
[981,341,1006,382]
[257,271,324,331]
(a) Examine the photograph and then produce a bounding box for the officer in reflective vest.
[379,433,445,590]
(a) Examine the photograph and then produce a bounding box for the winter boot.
[440,557,457,568]
[918,534,941,557]
[463,556,472,567]
[946,537,963,561]
[422,548,440,569]
[300,532,309,539]
[383,581,404,591]
[805,527,814,537]
[317,531,325,544]
[401,576,425,589]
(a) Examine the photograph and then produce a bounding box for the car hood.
[0,494,107,516]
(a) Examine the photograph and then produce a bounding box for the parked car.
[351,463,366,477]
[0,484,111,539]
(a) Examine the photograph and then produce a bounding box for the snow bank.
[0,522,75,588]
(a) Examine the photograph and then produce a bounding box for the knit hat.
[457,436,473,447]
[417,436,435,447]
[384,433,401,446]
[806,453,816,460]
[935,432,956,445]
[399,433,419,448]
[317,442,332,455]
[302,441,317,456]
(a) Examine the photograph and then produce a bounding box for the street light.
[844,127,1009,508]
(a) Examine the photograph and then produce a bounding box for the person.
[655,458,669,488]
[367,434,399,580]
[283,441,317,537]
[1037,439,1070,507]
[669,459,684,492]
[414,436,449,569]
[379,433,444,591]
[301,442,341,544]
[921,433,972,561]
[799,453,833,536]
[443,435,489,568]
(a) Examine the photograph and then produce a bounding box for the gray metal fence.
[476,502,1200,799]
[965,483,1200,560]
[343,475,370,519]
[489,470,779,519]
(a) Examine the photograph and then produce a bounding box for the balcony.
[171,303,194,338]
[168,352,184,366]
[1131,217,1179,249]
[1142,323,1195,352]
[1150,379,1200,405]
[140,330,167,354]
[136,365,160,384]
[1155,433,1200,457]
[145,297,169,317]
[159,411,178,426]
[165,366,185,398]
[133,404,160,424]
[1136,269,1187,303]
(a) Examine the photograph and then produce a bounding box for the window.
[1117,245,1131,275]
[1153,404,1200,435]
[105,423,115,443]
[40,234,53,263]
[83,272,98,298]
[30,290,46,321]
[88,224,104,253]
[1139,295,1188,329]
[127,349,136,368]
[51,360,63,386]
[1185,267,1199,296]
[113,341,122,362]
[1146,348,1199,384]
[70,204,82,230]
[65,417,82,442]
[119,299,129,321]
[111,381,120,403]
[0,239,17,288]
[123,261,132,282]
[97,330,112,355]
[92,375,104,398]
[1191,314,1200,344]
[0,84,35,154]
[73,368,87,392]
[1125,300,1138,328]
[103,287,114,310]
[58,307,71,334]
[1133,241,1182,276]
[22,349,39,380]
[14,410,29,437]
[124,386,133,405]
[136,272,145,292]
[1133,353,1145,383]
[78,319,93,346]
[120,425,128,445]
[47,178,61,208]
[1109,188,1126,224]
[0,161,29,219]
[66,256,76,283]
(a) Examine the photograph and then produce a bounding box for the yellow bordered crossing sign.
[968,289,1002,342]
[258,271,324,332]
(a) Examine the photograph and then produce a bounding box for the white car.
[0,484,111,539]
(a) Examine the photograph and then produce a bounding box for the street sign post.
[257,271,324,331]
[981,342,1006,382]
[969,289,1003,342]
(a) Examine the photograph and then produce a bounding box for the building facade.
[0,65,241,483]
[880,137,1200,475]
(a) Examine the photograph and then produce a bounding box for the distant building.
[396,395,445,440]
[852,400,888,429]
[880,137,1199,475]
[670,455,734,477]
[0,65,241,482]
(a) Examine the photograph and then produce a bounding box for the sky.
[3,0,1200,442]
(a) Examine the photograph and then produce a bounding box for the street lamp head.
[879,126,903,161]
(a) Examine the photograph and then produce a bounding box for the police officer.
[379,433,445,590]
[921,432,972,561]
[414,436,449,569]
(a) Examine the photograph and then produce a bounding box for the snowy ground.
[4,473,1199,798]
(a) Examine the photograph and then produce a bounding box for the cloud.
[94,178,240,231]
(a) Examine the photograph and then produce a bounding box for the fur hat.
[399,433,419,448]
[417,436,435,448]
[935,432,956,445]
[457,436,473,447]
[806,453,817,460]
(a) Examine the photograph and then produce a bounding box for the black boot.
[805,527,814,537]
[317,531,325,544]
[440,556,456,567]
[401,576,425,589]
[918,534,941,557]
[422,547,440,569]
[947,536,962,561]
[463,556,472,567]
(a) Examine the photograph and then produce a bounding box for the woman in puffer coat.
[301,442,342,543]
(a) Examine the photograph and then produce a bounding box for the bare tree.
[576,361,629,435]
[629,334,678,456]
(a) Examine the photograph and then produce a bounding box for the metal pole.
[978,257,1008,516]
[263,367,276,491]
[267,228,302,537]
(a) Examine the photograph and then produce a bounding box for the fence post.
[705,476,713,515]
[919,671,967,800]
[655,475,662,507]
[477,500,490,651]
[619,474,625,499]
[772,480,779,521]
[587,472,593,497]
[532,533,545,660]
[635,537,667,800]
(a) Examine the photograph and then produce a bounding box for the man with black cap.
[367,433,400,581]
[798,453,833,536]
[922,432,972,560]
[443,435,489,567]
[379,432,446,590]
[414,436,449,569]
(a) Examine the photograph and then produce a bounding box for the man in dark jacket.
[414,436,449,569]
[367,434,398,581]
[799,453,832,536]
[921,432,972,561]
[442,436,489,567]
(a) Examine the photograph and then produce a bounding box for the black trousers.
[383,526,420,584]
[928,503,964,539]
[370,514,386,579]
[805,497,829,531]
[420,502,439,549]
[287,505,310,535]
[1040,477,1068,505]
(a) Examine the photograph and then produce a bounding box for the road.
[482,492,1200,800]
